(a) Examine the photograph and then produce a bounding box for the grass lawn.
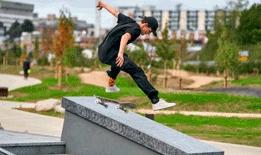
[231,75,261,86]
[203,75,261,88]
[9,75,144,101]
[156,114,261,147]
[9,74,261,113]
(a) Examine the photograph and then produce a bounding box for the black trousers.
[98,47,159,104]
[24,69,29,79]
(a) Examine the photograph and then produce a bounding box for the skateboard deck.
[95,96,136,113]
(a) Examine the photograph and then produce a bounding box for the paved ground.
[0,74,41,91]
[208,87,261,97]
[202,140,261,155]
[0,130,61,144]
[0,100,63,137]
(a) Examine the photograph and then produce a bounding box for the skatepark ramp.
[61,96,224,155]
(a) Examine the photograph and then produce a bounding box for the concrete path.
[136,109,261,118]
[208,87,261,97]
[0,74,41,91]
[202,140,261,155]
[0,100,63,137]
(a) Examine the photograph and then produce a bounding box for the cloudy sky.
[7,0,261,28]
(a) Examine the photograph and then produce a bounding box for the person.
[97,0,176,111]
[23,58,31,80]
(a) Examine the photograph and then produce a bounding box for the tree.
[226,0,249,42]
[153,26,176,87]
[200,8,226,61]
[7,21,22,41]
[63,46,84,67]
[40,26,55,66]
[10,43,22,65]
[41,27,54,53]
[0,48,2,64]
[21,19,34,33]
[33,37,40,61]
[236,3,261,44]
[20,44,29,65]
[176,35,187,70]
[200,0,249,60]
[126,43,150,68]
[215,29,240,88]
[2,40,9,65]
[53,9,74,88]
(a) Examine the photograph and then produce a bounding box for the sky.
[7,0,261,28]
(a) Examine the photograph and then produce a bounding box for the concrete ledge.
[0,148,15,155]
[0,130,65,155]
[62,96,224,155]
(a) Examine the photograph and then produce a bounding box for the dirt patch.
[79,71,108,88]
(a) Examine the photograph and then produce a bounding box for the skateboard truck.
[118,105,128,113]
[95,98,108,108]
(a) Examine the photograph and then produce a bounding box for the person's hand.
[116,53,124,67]
[96,0,105,10]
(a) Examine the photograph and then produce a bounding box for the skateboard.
[95,96,135,113]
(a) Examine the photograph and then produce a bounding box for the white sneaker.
[105,85,120,93]
[152,99,176,111]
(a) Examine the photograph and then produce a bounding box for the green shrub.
[238,61,261,74]
[182,63,217,74]
[37,55,49,66]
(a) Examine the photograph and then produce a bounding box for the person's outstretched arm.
[97,0,119,17]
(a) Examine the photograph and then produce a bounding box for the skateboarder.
[97,0,176,110]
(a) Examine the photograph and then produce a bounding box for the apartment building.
[119,6,226,41]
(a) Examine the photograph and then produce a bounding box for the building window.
[205,11,215,31]
[187,11,198,31]
[169,11,180,31]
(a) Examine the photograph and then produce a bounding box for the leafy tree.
[63,46,85,67]
[10,43,22,65]
[21,19,34,32]
[40,26,55,66]
[33,37,40,61]
[0,48,2,64]
[153,26,176,87]
[215,29,240,88]
[200,0,249,60]
[53,9,74,88]
[200,9,227,61]
[154,27,176,64]
[226,0,249,42]
[237,3,261,44]
[126,43,150,68]
[20,44,29,65]
[7,21,22,40]
[2,40,9,65]
[176,36,187,70]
